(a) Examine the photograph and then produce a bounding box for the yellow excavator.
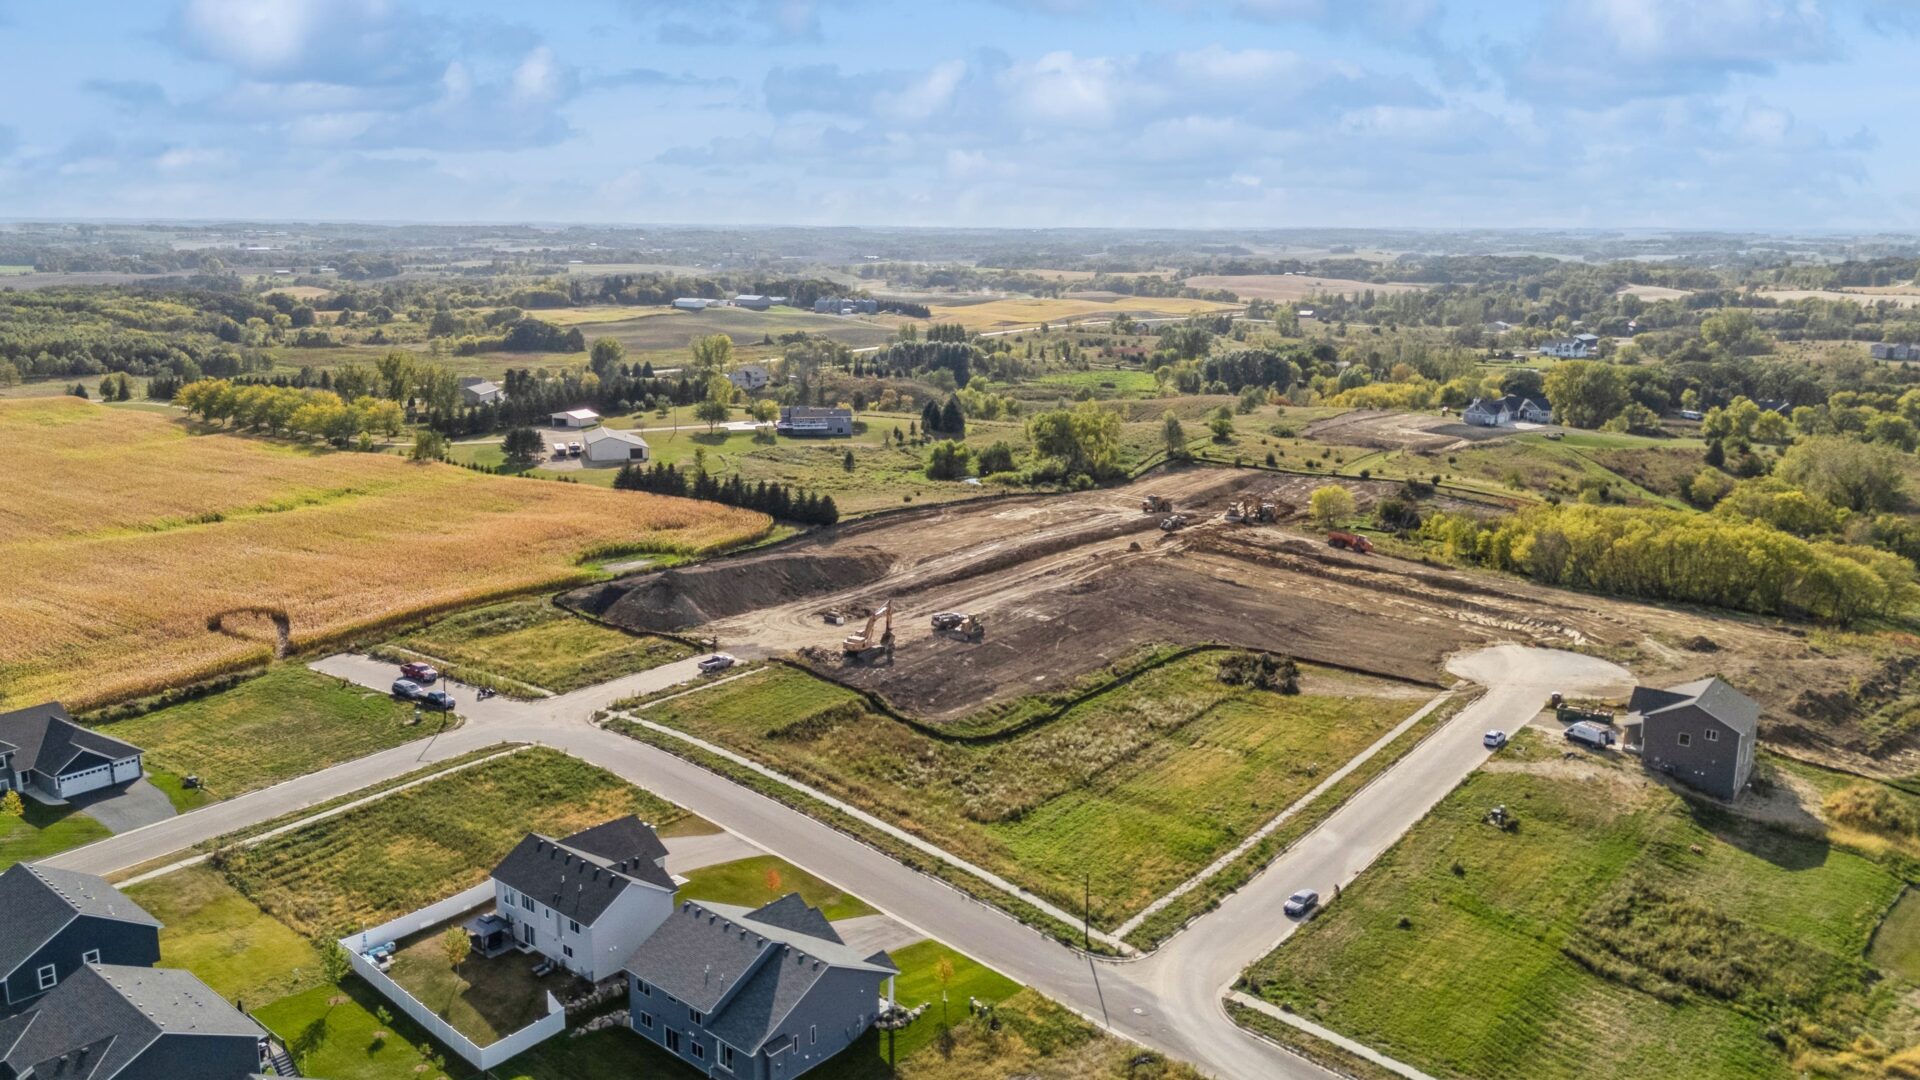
[843,601,895,662]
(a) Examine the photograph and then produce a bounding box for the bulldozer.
[1159,513,1189,531]
[932,611,985,641]
[842,602,895,662]
[1224,498,1278,524]
[1141,494,1173,514]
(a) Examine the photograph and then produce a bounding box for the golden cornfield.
[0,398,768,708]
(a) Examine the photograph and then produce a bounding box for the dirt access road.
[571,468,1836,729]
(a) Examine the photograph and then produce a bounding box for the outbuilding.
[551,408,601,429]
[582,425,651,467]
[1625,677,1758,800]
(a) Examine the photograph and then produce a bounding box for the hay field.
[1615,284,1693,301]
[1182,274,1424,302]
[926,295,1238,331]
[1760,288,1920,308]
[529,305,681,326]
[0,398,766,708]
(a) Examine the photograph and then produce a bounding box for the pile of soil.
[566,546,894,632]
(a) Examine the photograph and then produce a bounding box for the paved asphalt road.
[46,644,1630,1079]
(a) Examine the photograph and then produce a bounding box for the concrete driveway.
[66,778,177,833]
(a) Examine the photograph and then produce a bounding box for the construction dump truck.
[1327,530,1374,554]
[931,611,985,641]
[1141,494,1173,514]
[842,602,895,662]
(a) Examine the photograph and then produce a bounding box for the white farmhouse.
[488,818,677,983]
[727,364,771,392]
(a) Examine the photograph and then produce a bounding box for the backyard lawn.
[217,747,691,936]
[379,598,693,695]
[0,798,110,871]
[88,666,434,799]
[1237,733,1914,1080]
[677,854,874,921]
[257,981,471,1080]
[620,653,1429,927]
[125,866,322,1007]
[387,913,570,1045]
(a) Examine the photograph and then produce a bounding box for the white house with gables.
[1462,394,1553,427]
[488,817,677,983]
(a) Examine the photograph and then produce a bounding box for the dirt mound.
[568,546,895,632]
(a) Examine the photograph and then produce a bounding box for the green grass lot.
[1034,368,1161,397]
[878,941,1022,1063]
[145,767,213,814]
[676,854,875,921]
[0,799,110,871]
[387,913,565,1044]
[257,981,474,1080]
[380,598,692,695]
[1871,889,1920,982]
[571,306,899,353]
[0,265,33,274]
[623,654,1428,927]
[125,866,323,1007]
[89,666,435,799]
[217,747,691,937]
[1315,430,1706,508]
[1239,734,1916,1080]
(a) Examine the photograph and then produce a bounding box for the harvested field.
[1758,288,1920,308]
[924,296,1239,331]
[1615,284,1693,301]
[572,469,1858,759]
[1183,274,1425,302]
[1304,409,1512,452]
[0,398,766,708]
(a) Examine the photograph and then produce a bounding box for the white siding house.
[489,818,677,983]
[727,365,771,391]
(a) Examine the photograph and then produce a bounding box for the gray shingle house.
[459,376,505,406]
[1,865,162,1015]
[1462,394,1553,427]
[1625,677,1759,800]
[776,406,853,437]
[489,817,678,982]
[0,964,266,1079]
[626,895,898,1079]
[0,703,144,803]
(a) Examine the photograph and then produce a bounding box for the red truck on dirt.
[1327,530,1374,554]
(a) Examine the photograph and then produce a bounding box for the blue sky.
[0,0,1916,229]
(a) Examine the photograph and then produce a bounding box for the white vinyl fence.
[341,884,566,1070]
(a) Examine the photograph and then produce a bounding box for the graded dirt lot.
[1304,409,1514,451]
[1183,274,1425,302]
[568,469,1871,750]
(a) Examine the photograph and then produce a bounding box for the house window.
[1705,729,1720,742]
[639,1012,654,1030]
[809,1025,818,1046]
[521,895,534,911]
[692,1042,707,1061]
[689,1008,704,1024]
[721,1044,735,1070]
[568,919,580,933]
[1677,732,1692,747]
[562,945,574,958]
[501,888,515,907]
[37,965,57,991]
[81,950,101,965]
[666,1030,682,1053]
[636,981,652,997]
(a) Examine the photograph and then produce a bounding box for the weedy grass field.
[925,295,1237,331]
[620,654,1427,927]
[0,397,765,707]
[215,747,693,936]
[90,666,430,798]
[378,598,692,695]
[1239,734,1915,1080]
[1182,274,1425,302]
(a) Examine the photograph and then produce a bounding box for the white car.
[1483,730,1509,749]
[697,653,737,674]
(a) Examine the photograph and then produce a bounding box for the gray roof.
[0,864,161,980]
[781,406,851,419]
[0,965,262,1080]
[0,702,142,779]
[490,817,672,926]
[624,897,896,1055]
[1628,676,1759,738]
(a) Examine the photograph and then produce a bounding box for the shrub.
[1216,652,1299,694]
[1823,784,1920,837]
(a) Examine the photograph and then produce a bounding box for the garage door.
[57,765,114,797]
[111,757,141,783]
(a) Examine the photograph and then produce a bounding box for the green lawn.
[1034,368,1161,396]
[0,799,110,871]
[676,854,875,921]
[89,666,435,799]
[1871,888,1920,982]
[880,940,1022,1063]
[257,981,473,1080]
[381,598,693,695]
[125,866,322,1008]
[217,747,690,937]
[386,914,567,1045]
[621,653,1427,927]
[1237,733,1913,1080]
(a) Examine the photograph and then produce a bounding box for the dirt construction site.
[564,469,1899,769]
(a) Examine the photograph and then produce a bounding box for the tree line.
[611,462,839,525]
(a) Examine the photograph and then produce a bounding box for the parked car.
[1565,720,1616,749]
[1283,889,1320,918]
[399,661,438,683]
[417,689,455,712]
[1483,730,1509,749]
[697,653,737,674]
[391,678,424,700]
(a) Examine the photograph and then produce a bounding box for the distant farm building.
[777,406,853,437]
[732,294,773,311]
[582,426,651,467]
[459,376,505,406]
[1871,343,1920,361]
[672,298,719,311]
[551,408,601,429]
[1538,334,1600,359]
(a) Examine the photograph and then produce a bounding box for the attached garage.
[0,701,144,804]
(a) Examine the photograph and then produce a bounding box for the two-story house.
[0,702,144,802]
[0,864,161,1014]
[1625,676,1759,801]
[625,894,898,1079]
[0,965,267,1079]
[489,817,677,983]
